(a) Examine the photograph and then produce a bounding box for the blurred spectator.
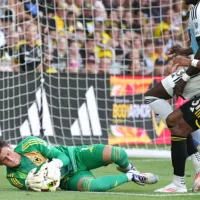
[67,40,83,73]
[162,29,173,54]
[153,39,169,76]
[46,36,68,73]
[126,49,142,75]
[6,0,32,23]
[79,1,94,35]
[94,21,111,45]
[94,1,107,23]
[171,26,183,46]
[83,52,99,74]
[154,7,174,38]
[16,23,41,72]
[98,49,113,74]
[107,26,124,61]
[106,10,119,31]
[83,36,101,64]
[141,39,155,75]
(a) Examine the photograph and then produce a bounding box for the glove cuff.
[52,159,63,168]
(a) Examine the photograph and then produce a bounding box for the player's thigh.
[77,144,113,170]
[166,109,183,127]
[61,171,95,191]
[145,82,172,99]
[161,68,186,97]
[178,96,200,132]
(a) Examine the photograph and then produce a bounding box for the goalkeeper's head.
[0,140,21,168]
[184,0,200,5]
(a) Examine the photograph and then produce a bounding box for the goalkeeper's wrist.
[182,73,191,82]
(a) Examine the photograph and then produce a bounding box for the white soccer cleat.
[154,183,187,193]
[192,172,200,192]
[126,170,159,186]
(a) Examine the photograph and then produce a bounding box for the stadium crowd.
[0,0,190,75]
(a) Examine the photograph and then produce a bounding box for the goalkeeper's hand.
[25,168,45,192]
[42,159,63,181]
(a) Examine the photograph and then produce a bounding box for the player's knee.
[102,145,113,163]
[144,96,159,105]
[166,110,183,127]
[166,113,177,127]
[111,146,128,163]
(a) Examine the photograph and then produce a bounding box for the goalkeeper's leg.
[76,144,158,185]
[78,144,136,171]
[61,170,157,192]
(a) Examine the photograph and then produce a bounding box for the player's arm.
[167,45,193,56]
[22,136,69,181]
[173,43,200,72]
[7,173,27,190]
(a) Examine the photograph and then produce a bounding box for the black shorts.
[180,95,200,131]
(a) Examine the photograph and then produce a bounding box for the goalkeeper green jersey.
[6,136,78,190]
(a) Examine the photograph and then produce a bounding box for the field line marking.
[80,191,200,197]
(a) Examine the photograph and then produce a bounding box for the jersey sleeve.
[20,136,70,166]
[6,173,26,190]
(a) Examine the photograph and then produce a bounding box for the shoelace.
[133,174,147,183]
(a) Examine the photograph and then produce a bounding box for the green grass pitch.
[0,158,200,200]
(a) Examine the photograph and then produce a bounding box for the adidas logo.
[19,86,102,137]
[20,87,54,137]
[70,86,102,136]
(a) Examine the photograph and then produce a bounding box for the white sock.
[191,152,200,172]
[146,97,173,125]
[126,171,133,181]
[125,163,133,171]
[172,175,186,187]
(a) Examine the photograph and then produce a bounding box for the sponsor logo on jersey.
[24,152,46,166]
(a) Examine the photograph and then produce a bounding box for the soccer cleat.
[126,170,159,186]
[116,164,136,173]
[154,183,187,193]
[192,172,200,192]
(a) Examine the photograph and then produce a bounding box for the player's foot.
[126,170,159,186]
[192,171,200,192]
[116,164,136,173]
[154,183,187,193]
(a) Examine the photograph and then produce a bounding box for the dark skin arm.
[173,38,200,99]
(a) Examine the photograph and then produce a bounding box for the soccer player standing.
[145,0,200,193]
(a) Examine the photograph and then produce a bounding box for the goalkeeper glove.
[42,159,63,181]
[25,168,46,192]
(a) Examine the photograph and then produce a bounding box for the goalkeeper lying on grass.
[0,136,158,192]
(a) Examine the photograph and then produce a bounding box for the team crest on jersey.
[24,152,46,166]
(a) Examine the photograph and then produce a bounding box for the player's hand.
[25,168,45,192]
[167,45,185,56]
[173,79,187,99]
[42,159,62,181]
[173,56,191,68]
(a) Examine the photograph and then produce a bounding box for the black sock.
[171,135,188,176]
[187,134,198,156]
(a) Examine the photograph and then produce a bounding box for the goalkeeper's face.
[0,146,21,167]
